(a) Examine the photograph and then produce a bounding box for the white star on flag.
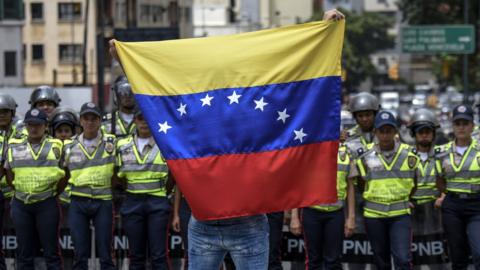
[200,94,214,106]
[254,97,268,111]
[177,103,187,116]
[158,121,172,134]
[277,108,290,124]
[293,128,307,143]
[227,91,242,105]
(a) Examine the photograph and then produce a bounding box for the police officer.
[0,94,17,270]
[102,77,136,137]
[353,111,418,270]
[29,85,61,117]
[4,108,65,270]
[50,107,79,140]
[343,92,379,156]
[435,105,480,270]
[50,106,78,269]
[289,145,356,270]
[63,102,116,270]
[408,108,442,235]
[0,94,18,198]
[116,108,171,269]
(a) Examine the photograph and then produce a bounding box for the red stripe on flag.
[168,141,339,221]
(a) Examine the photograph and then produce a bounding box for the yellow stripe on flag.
[115,20,345,96]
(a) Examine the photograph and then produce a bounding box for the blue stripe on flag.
[135,76,341,160]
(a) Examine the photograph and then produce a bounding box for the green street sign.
[402,25,475,54]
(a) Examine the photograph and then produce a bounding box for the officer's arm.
[57,169,69,195]
[112,166,123,190]
[346,177,356,220]
[289,209,302,236]
[345,177,356,238]
[408,158,419,201]
[172,186,182,232]
[5,169,13,189]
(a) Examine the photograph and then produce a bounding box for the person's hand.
[434,194,445,209]
[109,39,120,62]
[289,216,302,236]
[344,217,355,238]
[172,215,181,232]
[323,9,345,21]
[409,201,415,209]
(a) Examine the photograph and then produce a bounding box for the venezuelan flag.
[115,20,345,220]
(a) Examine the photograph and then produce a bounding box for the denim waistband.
[191,214,266,226]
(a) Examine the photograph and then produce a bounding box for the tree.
[397,0,480,93]
[311,9,395,90]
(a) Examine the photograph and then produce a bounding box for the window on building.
[32,44,44,62]
[139,4,151,23]
[184,7,191,23]
[151,5,166,23]
[4,51,17,77]
[59,44,82,63]
[31,2,44,21]
[3,0,23,19]
[58,2,82,21]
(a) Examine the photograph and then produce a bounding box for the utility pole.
[82,0,89,85]
[463,0,469,103]
[96,0,105,111]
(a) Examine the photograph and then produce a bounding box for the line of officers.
[1,82,480,270]
[283,92,480,270]
[0,77,185,270]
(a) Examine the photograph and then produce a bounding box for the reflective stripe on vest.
[413,188,438,197]
[447,182,480,193]
[15,190,54,204]
[70,185,112,196]
[68,156,116,170]
[364,201,409,213]
[121,164,167,172]
[127,182,165,191]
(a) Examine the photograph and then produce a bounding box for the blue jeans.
[11,197,62,270]
[120,194,171,270]
[442,194,480,270]
[68,196,115,270]
[188,214,269,270]
[365,214,412,270]
[267,212,284,270]
[302,208,344,270]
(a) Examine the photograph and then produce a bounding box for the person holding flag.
[109,8,345,269]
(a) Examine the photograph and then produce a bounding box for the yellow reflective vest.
[1,125,25,198]
[117,135,168,197]
[64,134,116,200]
[357,143,418,218]
[436,140,480,194]
[101,111,136,138]
[311,146,350,212]
[411,148,438,204]
[7,136,65,204]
